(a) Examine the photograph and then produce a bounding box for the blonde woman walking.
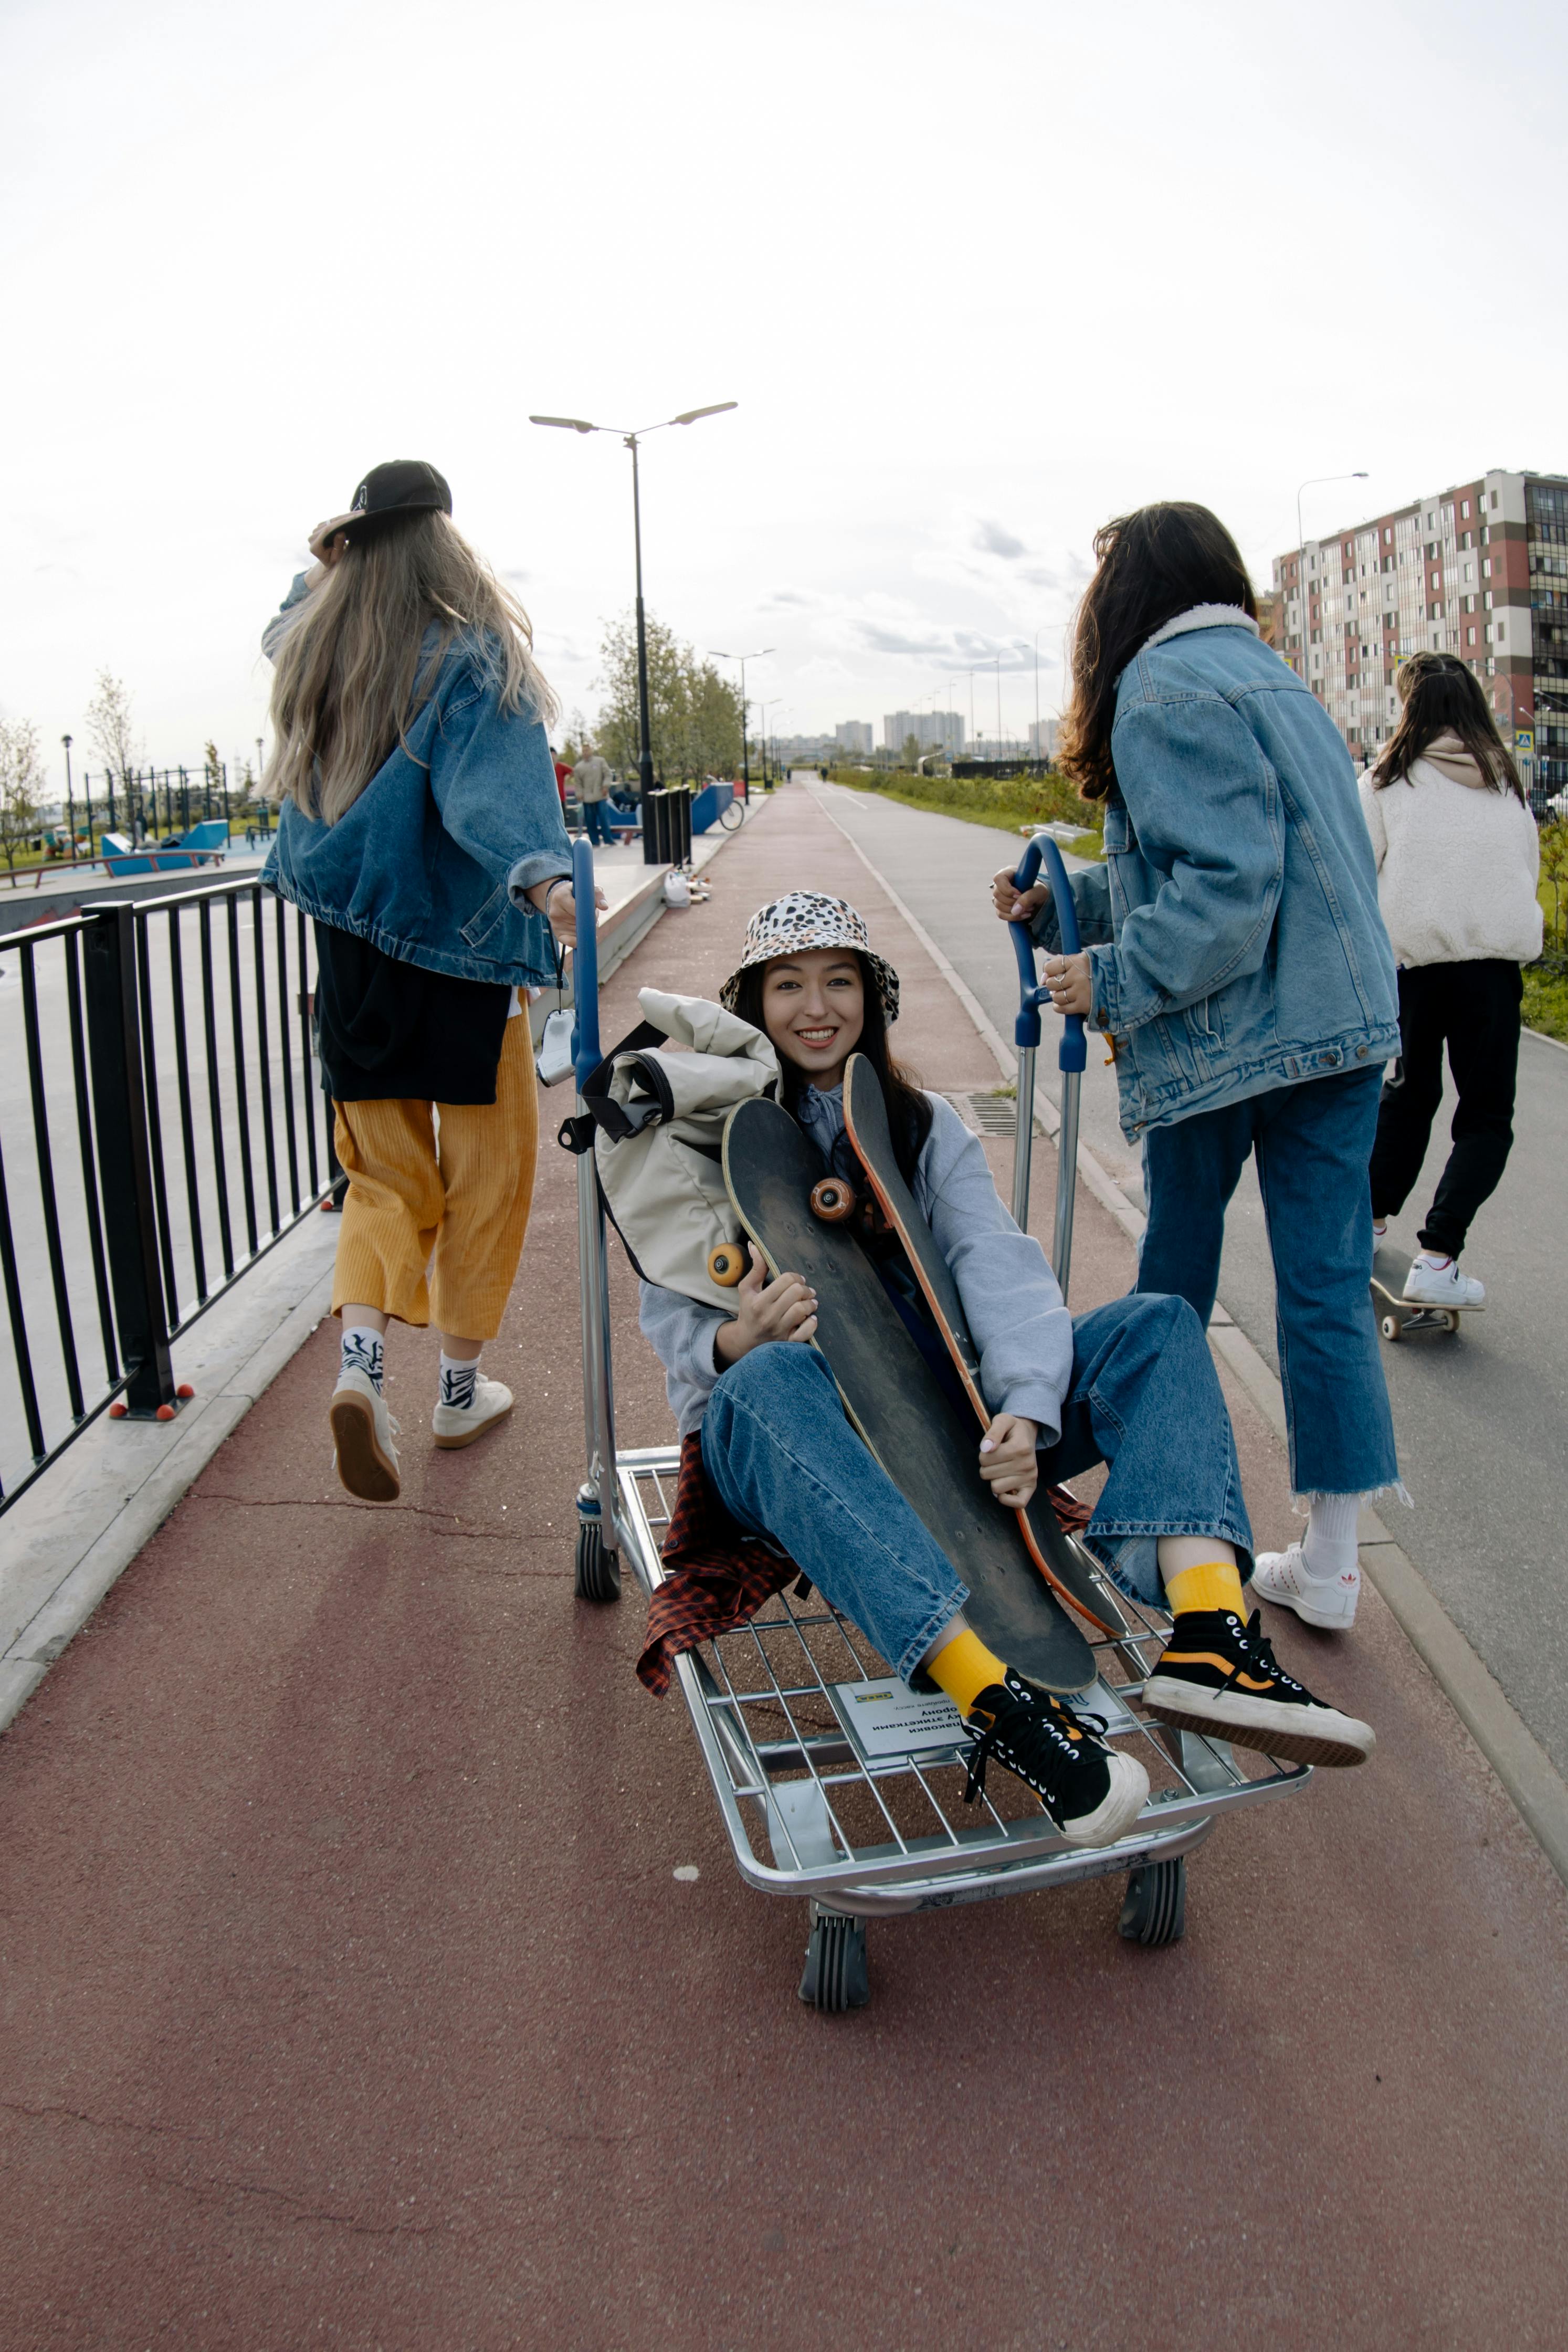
[262,459,593,1502]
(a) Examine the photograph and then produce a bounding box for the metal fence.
[0,878,335,1517]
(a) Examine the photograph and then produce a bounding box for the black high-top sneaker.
[963,1671,1149,1847]
[1142,1609,1375,1768]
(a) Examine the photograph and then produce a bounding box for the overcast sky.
[5,0,1566,788]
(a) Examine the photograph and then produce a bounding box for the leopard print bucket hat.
[719,891,900,1024]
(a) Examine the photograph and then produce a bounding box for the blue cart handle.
[570,836,601,1090]
[1009,835,1087,1073]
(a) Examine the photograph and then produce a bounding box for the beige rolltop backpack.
[581,989,778,1309]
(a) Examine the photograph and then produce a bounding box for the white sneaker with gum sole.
[330,1369,402,1502]
[432,1374,514,1451]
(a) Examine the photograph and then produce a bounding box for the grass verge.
[1523,959,1568,1044]
[828,767,1104,857]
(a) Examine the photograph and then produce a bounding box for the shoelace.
[1216,1611,1307,1698]
[962,1689,1109,1805]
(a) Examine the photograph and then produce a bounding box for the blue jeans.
[581,799,614,846]
[700,1293,1252,1681]
[1136,1066,1398,1499]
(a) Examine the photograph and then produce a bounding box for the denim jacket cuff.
[507,853,573,904]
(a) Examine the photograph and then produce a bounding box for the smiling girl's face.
[760,948,865,1090]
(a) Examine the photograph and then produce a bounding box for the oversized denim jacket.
[1033,612,1399,1139]
[260,575,572,987]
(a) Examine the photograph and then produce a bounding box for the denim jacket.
[260,574,572,987]
[1033,610,1399,1139]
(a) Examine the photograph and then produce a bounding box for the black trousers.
[1368,959,1522,1257]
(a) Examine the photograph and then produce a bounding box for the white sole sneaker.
[1061,1750,1151,1847]
[330,1370,401,1502]
[432,1374,514,1452]
[1401,1266,1485,1308]
[1253,1543,1360,1631]
[1141,1675,1375,1769]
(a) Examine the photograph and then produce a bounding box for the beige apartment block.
[1274,470,1568,812]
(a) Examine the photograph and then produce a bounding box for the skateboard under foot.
[1371,1250,1482,1343]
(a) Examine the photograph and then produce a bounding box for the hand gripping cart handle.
[1007,834,1085,1299]
[564,833,1312,2011]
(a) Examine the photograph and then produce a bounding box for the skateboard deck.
[722,1097,1095,1695]
[1371,1249,1481,1342]
[841,1056,1127,1636]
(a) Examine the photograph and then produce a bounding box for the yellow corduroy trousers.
[330,1016,539,1341]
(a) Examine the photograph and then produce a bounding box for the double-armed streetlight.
[1293,471,1370,678]
[530,403,736,809]
[709,646,773,793]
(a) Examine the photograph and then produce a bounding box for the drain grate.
[965,1089,1041,1138]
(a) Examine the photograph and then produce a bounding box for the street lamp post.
[530,402,738,824]
[1295,471,1369,681]
[61,733,75,864]
[710,646,773,795]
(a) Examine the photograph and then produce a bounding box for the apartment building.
[834,720,874,754]
[1272,468,1568,812]
[882,709,966,757]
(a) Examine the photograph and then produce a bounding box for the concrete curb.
[0,800,772,1736]
[813,782,1568,1894]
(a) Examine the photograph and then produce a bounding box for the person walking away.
[262,458,595,1502]
[993,502,1402,1635]
[573,741,615,846]
[1364,652,1541,1307]
[552,748,573,808]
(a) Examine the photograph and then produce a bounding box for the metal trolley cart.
[562,836,1311,2011]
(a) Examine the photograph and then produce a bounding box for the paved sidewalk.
[1,784,1564,2349]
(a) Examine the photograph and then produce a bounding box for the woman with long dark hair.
[262,460,591,1503]
[1364,651,1541,1304]
[994,502,1402,1635]
[634,891,1373,1852]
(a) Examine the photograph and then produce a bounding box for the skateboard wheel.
[708,1242,747,1287]
[810,1178,857,1222]
[1381,1314,1401,1341]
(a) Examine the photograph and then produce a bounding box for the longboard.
[841,1056,1127,1636]
[1371,1248,1482,1343]
[722,1097,1095,1695]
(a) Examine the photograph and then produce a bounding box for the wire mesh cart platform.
[561,837,1312,2010]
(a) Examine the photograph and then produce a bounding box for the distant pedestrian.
[1364,651,1541,1308]
[261,458,598,1503]
[552,750,573,806]
[993,500,1402,1635]
[572,741,615,846]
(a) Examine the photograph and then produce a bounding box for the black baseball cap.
[335,459,452,543]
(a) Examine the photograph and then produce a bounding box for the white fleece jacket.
[1359,740,1541,968]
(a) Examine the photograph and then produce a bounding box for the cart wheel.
[1381,1314,1402,1341]
[798,1908,869,2011]
[1119,1858,1186,1947]
[574,1519,621,1603]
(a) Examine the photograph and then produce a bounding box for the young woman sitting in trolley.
[636,891,1374,1851]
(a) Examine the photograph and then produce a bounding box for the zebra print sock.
[439,1353,479,1411]
[341,1327,384,1394]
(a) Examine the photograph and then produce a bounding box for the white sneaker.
[330,1369,402,1502]
[432,1373,514,1451]
[1251,1542,1360,1631]
[1402,1257,1485,1308]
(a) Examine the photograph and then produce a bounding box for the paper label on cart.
[829,1681,967,1759]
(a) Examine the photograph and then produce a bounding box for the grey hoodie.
[637,1084,1072,1442]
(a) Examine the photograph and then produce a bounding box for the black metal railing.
[0,878,336,1515]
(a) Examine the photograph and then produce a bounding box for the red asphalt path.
[1,785,1565,2349]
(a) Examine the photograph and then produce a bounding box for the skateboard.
[1371,1248,1482,1343]
[841,1056,1128,1637]
[722,1097,1095,1695]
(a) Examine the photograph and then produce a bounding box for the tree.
[86,668,140,783]
[0,718,44,876]
[595,611,743,784]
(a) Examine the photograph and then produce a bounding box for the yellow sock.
[1163,1559,1247,1620]
[927,1626,1009,1717]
